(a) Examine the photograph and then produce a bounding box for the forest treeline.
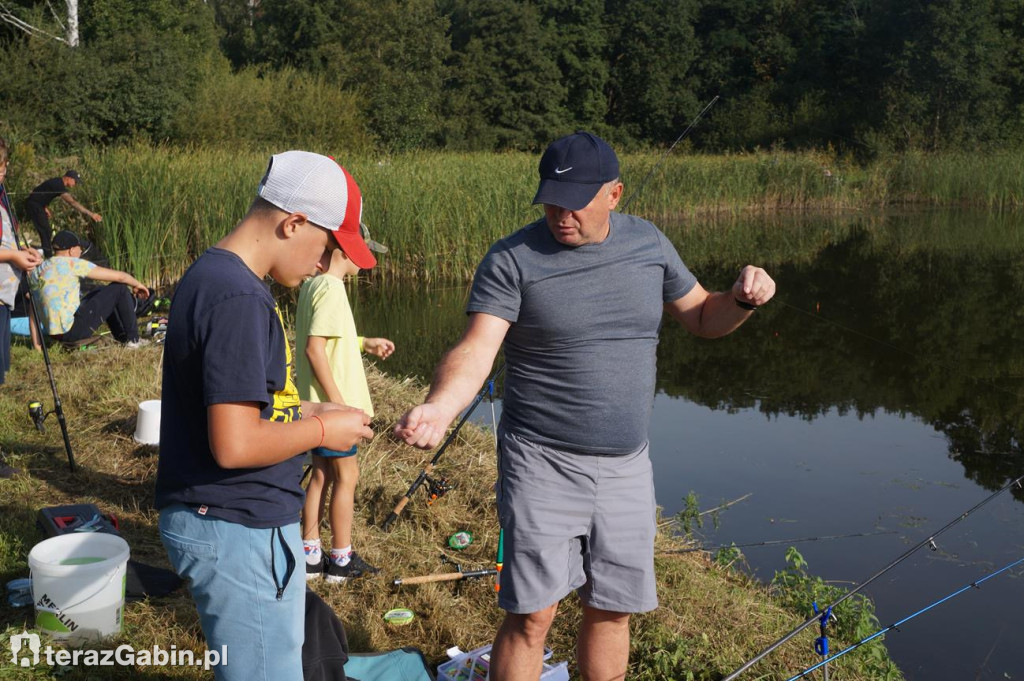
[2,0,1023,155]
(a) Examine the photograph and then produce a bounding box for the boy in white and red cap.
[155,151,374,681]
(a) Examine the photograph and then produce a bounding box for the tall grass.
[13,145,1024,284]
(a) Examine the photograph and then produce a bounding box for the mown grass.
[0,338,900,680]
[6,144,1024,284]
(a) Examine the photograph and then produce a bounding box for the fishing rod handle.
[381,499,409,532]
[394,572,468,586]
[393,568,499,586]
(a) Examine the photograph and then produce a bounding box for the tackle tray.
[437,644,568,681]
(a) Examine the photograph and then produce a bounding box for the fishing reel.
[425,475,455,505]
[146,317,168,337]
[28,400,51,433]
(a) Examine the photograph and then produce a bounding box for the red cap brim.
[332,230,377,269]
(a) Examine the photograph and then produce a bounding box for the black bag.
[303,587,349,681]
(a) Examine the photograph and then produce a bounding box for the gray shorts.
[495,430,658,614]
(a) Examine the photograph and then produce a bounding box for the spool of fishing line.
[383,608,414,626]
[448,531,473,550]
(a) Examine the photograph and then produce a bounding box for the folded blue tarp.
[343,647,435,681]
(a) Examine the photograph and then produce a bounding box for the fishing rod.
[621,95,720,210]
[659,529,898,555]
[0,183,77,472]
[392,566,498,588]
[784,556,1024,681]
[722,473,1024,680]
[382,364,505,531]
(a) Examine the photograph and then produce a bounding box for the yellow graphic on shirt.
[270,305,301,423]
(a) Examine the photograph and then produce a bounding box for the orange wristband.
[311,415,325,449]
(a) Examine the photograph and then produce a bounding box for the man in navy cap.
[25,169,103,257]
[396,131,775,681]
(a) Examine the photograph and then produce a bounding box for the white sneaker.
[125,339,150,349]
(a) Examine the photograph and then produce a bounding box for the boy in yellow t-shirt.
[297,221,393,583]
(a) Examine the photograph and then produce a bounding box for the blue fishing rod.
[785,556,1024,681]
[0,183,77,472]
[722,473,1024,680]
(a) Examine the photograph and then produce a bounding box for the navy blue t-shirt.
[155,248,304,528]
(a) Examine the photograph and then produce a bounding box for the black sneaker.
[325,551,379,584]
[305,555,325,582]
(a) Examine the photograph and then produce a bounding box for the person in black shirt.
[25,170,102,257]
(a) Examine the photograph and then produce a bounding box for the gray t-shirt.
[468,212,697,455]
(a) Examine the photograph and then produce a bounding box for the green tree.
[536,0,609,132]
[0,0,220,148]
[605,0,700,145]
[319,0,451,151]
[872,0,1008,150]
[444,0,570,150]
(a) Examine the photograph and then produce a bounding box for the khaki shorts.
[495,430,658,614]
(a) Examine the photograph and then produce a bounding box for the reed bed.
[12,145,1024,284]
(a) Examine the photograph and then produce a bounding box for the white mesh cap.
[257,150,353,230]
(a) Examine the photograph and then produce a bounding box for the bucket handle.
[29,564,123,615]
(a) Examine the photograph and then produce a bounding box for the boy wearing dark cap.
[297,220,392,584]
[34,229,150,347]
[396,132,776,681]
[25,169,102,257]
[156,151,374,681]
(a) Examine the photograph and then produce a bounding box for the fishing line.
[722,474,1024,680]
[622,95,719,210]
[659,530,898,555]
[783,556,1024,681]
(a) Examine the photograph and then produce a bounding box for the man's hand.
[394,403,456,449]
[732,266,776,308]
[363,337,395,359]
[318,407,373,451]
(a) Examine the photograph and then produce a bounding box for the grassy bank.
[0,342,900,680]
[6,144,1024,283]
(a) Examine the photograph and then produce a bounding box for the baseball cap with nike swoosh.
[532,131,620,211]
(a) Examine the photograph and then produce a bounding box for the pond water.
[348,208,1024,681]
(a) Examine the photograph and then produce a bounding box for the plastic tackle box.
[437,644,569,681]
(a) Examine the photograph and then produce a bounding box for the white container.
[438,644,569,681]
[28,533,130,644]
[133,399,161,445]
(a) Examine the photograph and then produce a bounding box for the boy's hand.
[319,408,373,451]
[363,337,395,359]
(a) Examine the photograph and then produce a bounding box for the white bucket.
[133,399,161,445]
[28,533,130,644]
